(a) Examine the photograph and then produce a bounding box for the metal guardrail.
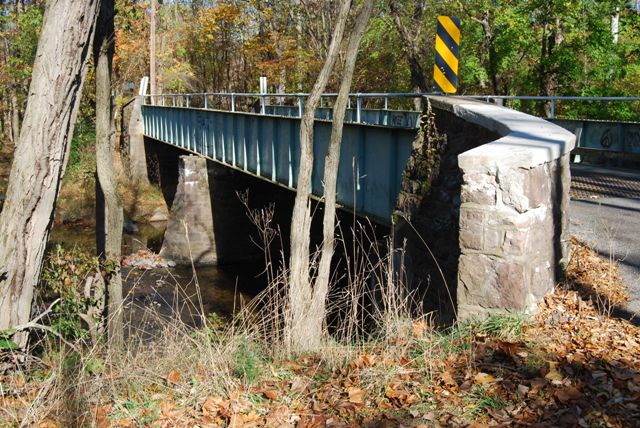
[143,92,640,121]
[144,92,435,125]
[464,95,640,119]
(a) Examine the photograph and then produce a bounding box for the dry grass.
[1,236,639,427]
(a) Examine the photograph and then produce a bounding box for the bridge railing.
[143,92,640,122]
[143,92,435,127]
[140,100,418,222]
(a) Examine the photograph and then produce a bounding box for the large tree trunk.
[149,0,157,102]
[287,0,352,352]
[0,0,100,345]
[310,0,375,343]
[94,0,124,348]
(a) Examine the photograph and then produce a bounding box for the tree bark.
[150,0,157,102]
[94,0,124,348]
[287,0,352,352]
[0,0,100,345]
[310,0,375,343]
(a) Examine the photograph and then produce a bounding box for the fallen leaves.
[474,372,497,385]
[165,369,180,385]
[262,389,279,400]
[566,238,628,306]
[346,386,364,404]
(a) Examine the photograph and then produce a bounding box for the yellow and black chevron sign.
[433,16,461,94]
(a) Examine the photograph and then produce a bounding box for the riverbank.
[0,241,638,427]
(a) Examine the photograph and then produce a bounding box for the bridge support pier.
[160,155,217,265]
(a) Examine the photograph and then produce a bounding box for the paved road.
[570,164,640,318]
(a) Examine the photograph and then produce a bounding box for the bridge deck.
[142,105,418,223]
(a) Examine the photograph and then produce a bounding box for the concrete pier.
[160,155,217,265]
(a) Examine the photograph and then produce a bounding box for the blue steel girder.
[142,105,417,224]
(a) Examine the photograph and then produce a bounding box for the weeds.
[464,385,508,419]
[476,313,526,340]
[232,335,264,383]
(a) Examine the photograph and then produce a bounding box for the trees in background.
[0,0,638,133]
[0,1,44,148]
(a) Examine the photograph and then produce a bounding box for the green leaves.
[0,329,18,350]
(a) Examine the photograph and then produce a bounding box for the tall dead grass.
[2,201,432,426]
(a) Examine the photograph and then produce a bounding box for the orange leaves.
[440,370,457,387]
[264,405,293,427]
[229,410,261,427]
[554,385,583,404]
[352,352,376,369]
[473,372,497,385]
[165,369,180,385]
[384,383,419,406]
[566,239,628,306]
[411,319,429,337]
[202,395,228,424]
[346,386,365,404]
[262,389,279,400]
[289,376,311,394]
[160,401,185,420]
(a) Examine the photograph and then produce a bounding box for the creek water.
[48,222,260,336]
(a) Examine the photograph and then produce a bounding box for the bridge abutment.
[150,147,297,267]
[425,97,574,320]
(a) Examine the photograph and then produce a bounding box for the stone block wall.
[457,153,571,318]
[435,97,575,320]
[396,96,575,322]
[394,106,500,324]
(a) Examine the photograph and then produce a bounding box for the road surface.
[570,164,640,319]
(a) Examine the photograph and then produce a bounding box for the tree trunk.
[287,0,352,352]
[539,11,562,117]
[9,87,20,146]
[150,0,157,102]
[310,0,375,343]
[0,0,100,345]
[389,2,429,95]
[94,0,124,348]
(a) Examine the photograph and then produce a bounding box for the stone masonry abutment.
[395,96,575,322]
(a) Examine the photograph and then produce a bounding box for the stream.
[48,222,260,338]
